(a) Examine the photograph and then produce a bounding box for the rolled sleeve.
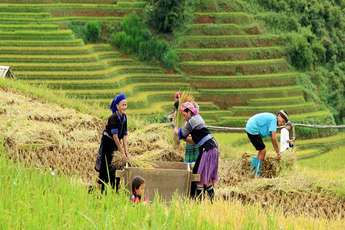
[111,128,118,135]
[178,122,192,140]
[178,128,184,139]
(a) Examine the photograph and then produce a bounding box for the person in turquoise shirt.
[245,110,289,176]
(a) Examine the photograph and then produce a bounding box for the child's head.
[132,176,145,196]
[277,110,289,126]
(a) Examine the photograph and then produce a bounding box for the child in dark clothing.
[130,176,147,204]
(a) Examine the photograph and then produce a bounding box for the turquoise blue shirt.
[245,113,277,137]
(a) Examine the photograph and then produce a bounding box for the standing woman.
[174,102,219,201]
[97,92,129,193]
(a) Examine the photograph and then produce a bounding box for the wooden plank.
[152,161,187,170]
[191,174,200,182]
[115,170,125,178]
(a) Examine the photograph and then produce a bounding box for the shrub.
[84,21,101,43]
[68,21,85,40]
[146,0,186,33]
[138,40,156,61]
[285,33,313,70]
[162,49,178,69]
[257,13,299,32]
[110,14,178,70]
[68,21,101,43]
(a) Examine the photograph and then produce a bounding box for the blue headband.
[110,93,126,113]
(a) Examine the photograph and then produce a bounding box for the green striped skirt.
[184,143,200,163]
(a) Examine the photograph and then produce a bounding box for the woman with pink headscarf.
[174,101,219,201]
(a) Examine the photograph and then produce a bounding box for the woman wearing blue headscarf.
[96,92,129,193]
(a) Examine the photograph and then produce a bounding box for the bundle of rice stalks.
[113,154,156,169]
[175,90,194,129]
[241,151,296,178]
[173,90,195,151]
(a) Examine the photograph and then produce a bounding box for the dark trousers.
[190,148,203,198]
[97,135,120,193]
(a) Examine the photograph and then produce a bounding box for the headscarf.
[180,101,199,115]
[110,93,126,113]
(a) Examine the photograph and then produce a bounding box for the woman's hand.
[174,127,178,135]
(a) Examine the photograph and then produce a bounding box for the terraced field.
[0,1,191,115]
[0,0,145,23]
[0,0,336,132]
[177,4,335,130]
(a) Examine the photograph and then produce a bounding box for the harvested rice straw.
[114,150,161,169]
[240,151,296,178]
[174,90,194,149]
[175,90,194,129]
[5,120,69,149]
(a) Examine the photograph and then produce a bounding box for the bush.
[84,21,101,43]
[111,31,131,53]
[146,0,186,33]
[138,40,156,61]
[311,40,326,64]
[68,21,85,40]
[101,22,121,41]
[68,21,101,43]
[285,33,313,70]
[257,13,299,32]
[162,49,178,69]
[110,14,178,70]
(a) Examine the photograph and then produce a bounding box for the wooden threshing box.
[117,161,199,201]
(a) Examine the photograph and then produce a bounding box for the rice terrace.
[0,0,344,229]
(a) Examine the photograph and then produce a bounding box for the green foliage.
[257,13,299,33]
[110,14,178,69]
[244,0,345,124]
[84,21,101,42]
[251,0,345,65]
[315,64,345,123]
[145,0,186,33]
[67,21,85,40]
[100,22,120,42]
[194,0,244,11]
[68,21,101,43]
[285,32,313,70]
[162,49,178,69]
